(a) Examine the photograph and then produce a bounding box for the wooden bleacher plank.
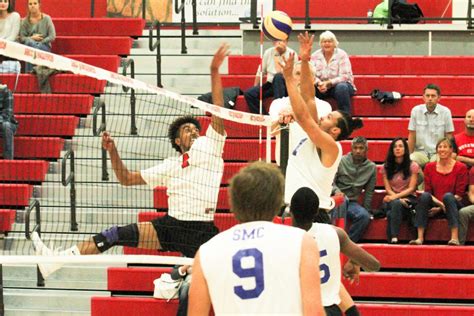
[0,184,33,206]
[52,36,133,55]
[0,74,106,94]
[54,18,144,37]
[360,244,474,270]
[344,272,474,300]
[14,94,94,115]
[0,160,49,182]
[91,297,179,316]
[15,115,79,137]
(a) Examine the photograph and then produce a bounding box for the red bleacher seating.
[223,139,275,161]
[52,36,133,55]
[108,267,171,292]
[15,115,79,137]
[91,297,179,316]
[64,55,121,72]
[0,161,49,182]
[15,1,107,18]
[0,209,16,232]
[0,74,106,94]
[54,18,144,37]
[14,94,94,115]
[228,56,474,76]
[357,304,474,316]
[360,244,474,270]
[222,75,474,96]
[343,272,474,300]
[0,184,33,206]
[0,137,65,159]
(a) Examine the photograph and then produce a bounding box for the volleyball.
[262,10,293,41]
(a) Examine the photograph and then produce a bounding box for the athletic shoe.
[31,231,65,279]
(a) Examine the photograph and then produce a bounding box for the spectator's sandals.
[409,239,423,245]
[448,239,460,246]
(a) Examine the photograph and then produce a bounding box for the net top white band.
[0,255,193,265]
[0,39,273,127]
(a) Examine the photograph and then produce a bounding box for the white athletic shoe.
[31,232,80,279]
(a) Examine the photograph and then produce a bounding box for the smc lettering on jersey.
[232,227,265,241]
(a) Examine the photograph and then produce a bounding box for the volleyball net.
[0,39,276,266]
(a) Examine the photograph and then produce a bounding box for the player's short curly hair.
[168,116,201,153]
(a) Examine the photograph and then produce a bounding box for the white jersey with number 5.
[308,222,341,306]
[199,221,305,315]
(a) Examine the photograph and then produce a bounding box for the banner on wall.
[107,0,272,23]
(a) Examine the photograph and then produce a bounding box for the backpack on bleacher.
[391,0,424,24]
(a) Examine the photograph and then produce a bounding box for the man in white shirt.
[31,44,230,278]
[189,162,325,315]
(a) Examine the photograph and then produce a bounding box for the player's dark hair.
[168,116,201,153]
[230,162,284,223]
[336,111,363,141]
[384,137,412,180]
[290,187,319,228]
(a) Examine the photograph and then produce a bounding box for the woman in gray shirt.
[19,0,55,71]
[0,0,20,41]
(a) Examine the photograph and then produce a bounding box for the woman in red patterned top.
[410,138,468,246]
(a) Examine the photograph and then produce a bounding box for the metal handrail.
[62,149,78,232]
[122,58,138,135]
[175,0,187,54]
[92,98,109,181]
[468,0,473,29]
[250,0,258,29]
[24,200,41,241]
[149,20,163,88]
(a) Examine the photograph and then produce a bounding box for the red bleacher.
[0,160,49,182]
[0,184,33,206]
[52,36,133,55]
[0,209,16,232]
[64,55,121,72]
[15,115,79,137]
[15,0,107,18]
[14,94,94,115]
[1,137,64,159]
[54,18,145,37]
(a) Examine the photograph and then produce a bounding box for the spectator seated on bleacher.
[459,167,474,245]
[410,138,468,246]
[244,39,297,115]
[332,136,376,243]
[407,84,454,169]
[0,84,17,160]
[454,109,474,169]
[19,0,56,72]
[0,0,20,41]
[311,31,355,114]
[382,138,419,244]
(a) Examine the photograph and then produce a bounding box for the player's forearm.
[210,68,225,135]
[108,148,134,185]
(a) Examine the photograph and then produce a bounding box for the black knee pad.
[345,305,360,316]
[93,224,139,252]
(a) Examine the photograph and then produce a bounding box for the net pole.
[258,1,264,161]
[266,126,271,162]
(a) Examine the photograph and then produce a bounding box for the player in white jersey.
[31,44,230,279]
[290,187,380,316]
[189,162,325,315]
[278,32,363,210]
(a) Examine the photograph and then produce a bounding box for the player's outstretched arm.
[336,227,381,272]
[300,233,325,316]
[298,32,318,122]
[102,131,145,186]
[188,252,212,316]
[279,54,339,161]
[209,43,229,136]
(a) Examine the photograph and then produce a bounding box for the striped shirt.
[311,47,356,90]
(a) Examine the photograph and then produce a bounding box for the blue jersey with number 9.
[199,221,306,314]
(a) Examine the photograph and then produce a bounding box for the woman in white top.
[279,32,363,210]
[0,0,20,41]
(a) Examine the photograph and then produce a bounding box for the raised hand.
[278,52,295,80]
[297,31,314,61]
[211,43,230,71]
[101,131,116,152]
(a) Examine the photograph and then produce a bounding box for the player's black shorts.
[325,304,343,316]
[150,214,219,258]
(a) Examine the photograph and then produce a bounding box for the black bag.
[371,89,403,104]
[391,0,423,24]
[197,87,242,109]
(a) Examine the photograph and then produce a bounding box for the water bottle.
[367,9,373,23]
